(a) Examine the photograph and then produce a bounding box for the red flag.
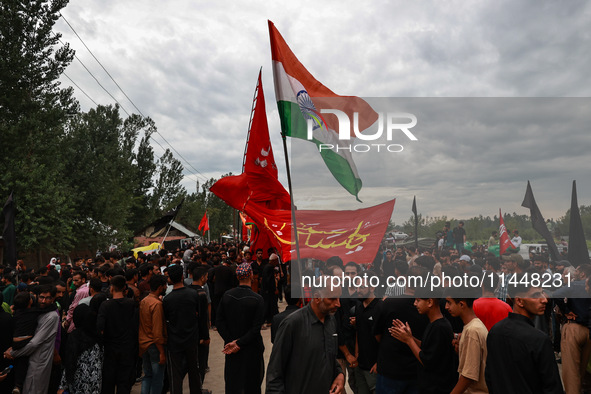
[210,173,249,211]
[210,72,290,211]
[499,209,515,255]
[245,199,395,263]
[243,73,290,209]
[250,224,283,260]
[198,211,209,233]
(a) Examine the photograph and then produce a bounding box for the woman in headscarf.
[58,293,107,394]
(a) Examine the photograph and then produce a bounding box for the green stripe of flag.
[278,100,362,200]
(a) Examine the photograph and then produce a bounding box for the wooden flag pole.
[159,221,174,250]
[280,124,304,298]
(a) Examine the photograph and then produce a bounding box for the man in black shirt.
[453,221,466,255]
[261,253,279,326]
[553,264,591,394]
[190,266,211,383]
[271,285,299,344]
[353,271,382,393]
[163,265,206,394]
[97,275,138,394]
[216,262,265,394]
[250,248,266,294]
[266,278,345,394]
[485,280,563,394]
[210,257,237,328]
[337,262,361,393]
[390,289,457,394]
[373,271,428,393]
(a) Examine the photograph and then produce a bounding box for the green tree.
[176,175,235,241]
[63,105,143,250]
[124,116,157,233]
[0,0,79,255]
[402,215,450,239]
[556,205,591,241]
[62,104,187,251]
[150,149,186,213]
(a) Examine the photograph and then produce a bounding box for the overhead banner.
[247,199,395,264]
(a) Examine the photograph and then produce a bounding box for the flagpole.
[280,128,304,294]
[242,68,262,172]
[159,221,174,250]
[412,196,418,250]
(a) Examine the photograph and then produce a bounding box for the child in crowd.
[390,289,458,394]
[445,294,489,393]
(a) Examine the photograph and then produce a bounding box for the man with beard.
[4,284,60,394]
[485,277,563,393]
[251,248,266,294]
[64,271,88,334]
[266,277,345,394]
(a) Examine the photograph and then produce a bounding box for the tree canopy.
[0,0,235,261]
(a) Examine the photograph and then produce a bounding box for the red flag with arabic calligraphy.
[245,199,395,263]
[499,209,515,255]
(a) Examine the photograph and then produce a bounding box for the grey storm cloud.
[54,0,591,224]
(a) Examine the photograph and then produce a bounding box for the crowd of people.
[0,243,291,394]
[0,234,589,394]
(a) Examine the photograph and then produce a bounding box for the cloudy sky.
[54,0,591,226]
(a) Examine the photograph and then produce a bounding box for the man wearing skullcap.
[216,262,265,393]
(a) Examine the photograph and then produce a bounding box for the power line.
[56,35,133,117]
[57,43,204,185]
[59,13,142,116]
[62,71,98,106]
[58,13,211,185]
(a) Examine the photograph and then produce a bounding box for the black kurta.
[216,285,265,394]
[266,304,343,394]
[485,312,564,394]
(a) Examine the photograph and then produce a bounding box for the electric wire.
[62,71,98,107]
[58,14,210,185]
[56,37,204,185]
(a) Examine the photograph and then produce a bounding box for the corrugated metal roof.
[169,221,198,237]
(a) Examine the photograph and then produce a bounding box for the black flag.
[412,196,418,249]
[521,181,560,261]
[149,198,185,236]
[568,181,589,265]
[2,191,17,266]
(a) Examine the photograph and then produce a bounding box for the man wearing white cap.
[459,255,472,273]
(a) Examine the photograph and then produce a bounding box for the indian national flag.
[268,20,378,201]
